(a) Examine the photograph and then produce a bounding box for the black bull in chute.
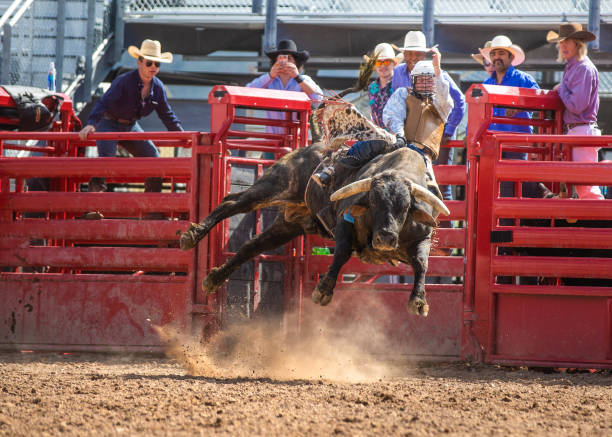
[180,115,449,317]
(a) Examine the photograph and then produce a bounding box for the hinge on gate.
[490,230,513,243]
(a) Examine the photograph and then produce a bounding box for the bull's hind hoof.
[407,299,429,317]
[179,223,203,251]
[202,267,224,295]
[311,288,333,306]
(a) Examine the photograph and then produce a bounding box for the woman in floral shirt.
[367,43,399,129]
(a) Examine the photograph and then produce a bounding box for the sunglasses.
[375,59,394,67]
[140,58,160,68]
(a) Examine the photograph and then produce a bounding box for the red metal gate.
[464,84,612,368]
[0,131,197,352]
[3,83,612,367]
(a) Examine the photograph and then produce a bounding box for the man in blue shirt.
[479,35,540,198]
[79,39,183,193]
[480,35,539,157]
[392,31,465,200]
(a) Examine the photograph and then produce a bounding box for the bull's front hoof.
[202,267,224,295]
[179,223,203,251]
[407,298,429,317]
[311,287,333,306]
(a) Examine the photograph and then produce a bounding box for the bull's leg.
[180,180,285,250]
[407,238,431,317]
[202,216,304,294]
[312,219,353,306]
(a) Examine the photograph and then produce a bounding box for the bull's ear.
[412,200,437,227]
[348,205,367,217]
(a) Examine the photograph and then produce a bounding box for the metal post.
[55,0,66,92]
[252,0,263,14]
[84,0,96,100]
[114,0,124,63]
[264,0,277,51]
[422,0,435,46]
[1,24,11,83]
[588,0,600,51]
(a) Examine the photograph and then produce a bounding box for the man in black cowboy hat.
[246,39,322,135]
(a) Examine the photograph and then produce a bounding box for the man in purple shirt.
[246,40,322,135]
[547,23,603,199]
[391,31,465,200]
[79,39,183,193]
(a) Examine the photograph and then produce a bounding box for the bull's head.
[331,172,450,251]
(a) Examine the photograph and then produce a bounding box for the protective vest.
[403,94,444,159]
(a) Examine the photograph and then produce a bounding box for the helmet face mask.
[411,60,435,97]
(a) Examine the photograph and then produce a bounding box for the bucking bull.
[180,101,449,316]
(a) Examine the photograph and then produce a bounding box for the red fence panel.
[465,83,612,368]
[0,131,201,352]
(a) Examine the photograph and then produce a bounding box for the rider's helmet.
[410,60,435,97]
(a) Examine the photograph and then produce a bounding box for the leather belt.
[564,122,597,131]
[103,112,135,125]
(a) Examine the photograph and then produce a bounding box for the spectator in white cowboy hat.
[79,39,183,195]
[364,43,399,129]
[479,35,540,200]
[480,35,539,153]
[471,41,495,76]
[246,39,322,135]
[547,23,603,200]
[391,30,465,200]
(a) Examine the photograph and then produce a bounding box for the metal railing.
[125,0,609,17]
[1,0,118,104]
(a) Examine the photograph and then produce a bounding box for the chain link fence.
[1,0,116,92]
[125,0,610,15]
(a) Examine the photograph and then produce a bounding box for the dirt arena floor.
[1,321,611,436]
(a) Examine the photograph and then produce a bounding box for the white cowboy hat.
[479,35,525,66]
[395,31,431,52]
[128,39,173,63]
[363,43,399,63]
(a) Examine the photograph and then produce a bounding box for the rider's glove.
[395,135,407,149]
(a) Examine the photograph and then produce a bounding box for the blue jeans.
[90,118,162,192]
[96,118,159,158]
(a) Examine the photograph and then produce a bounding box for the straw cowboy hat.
[128,39,173,63]
[265,39,310,64]
[363,43,399,63]
[479,35,525,66]
[471,41,492,65]
[546,22,596,43]
[393,31,433,52]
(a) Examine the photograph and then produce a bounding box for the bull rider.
[313,48,453,204]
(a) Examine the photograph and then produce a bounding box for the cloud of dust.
[154,294,410,382]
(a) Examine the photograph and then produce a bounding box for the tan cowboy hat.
[128,39,173,63]
[471,41,492,65]
[546,22,596,43]
[363,43,399,63]
[479,35,525,66]
[394,31,432,52]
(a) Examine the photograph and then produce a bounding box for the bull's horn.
[411,184,451,216]
[330,178,373,202]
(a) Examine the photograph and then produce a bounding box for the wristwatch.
[295,74,305,84]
